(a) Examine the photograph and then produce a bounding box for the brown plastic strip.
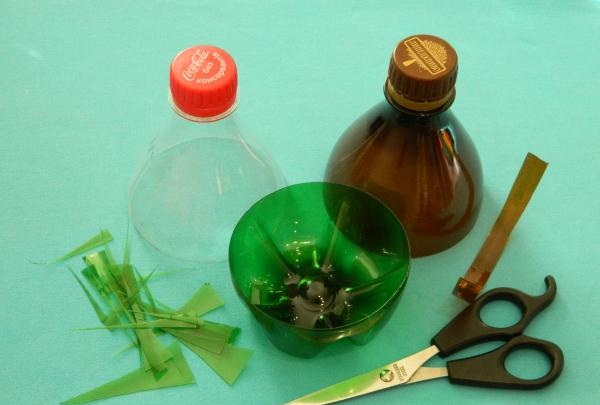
[452,153,548,302]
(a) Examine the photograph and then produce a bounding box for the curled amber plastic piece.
[453,153,548,302]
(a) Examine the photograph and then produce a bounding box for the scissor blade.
[407,367,448,384]
[283,345,440,405]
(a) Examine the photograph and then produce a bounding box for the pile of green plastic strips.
[51,229,252,404]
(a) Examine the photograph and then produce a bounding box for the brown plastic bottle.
[325,34,482,257]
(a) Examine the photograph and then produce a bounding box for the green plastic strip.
[51,229,113,264]
[180,340,253,386]
[178,283,225,316]
[62,343,194,404]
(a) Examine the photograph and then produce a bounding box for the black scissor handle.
[446,335,564,389]
[432,276,556,357]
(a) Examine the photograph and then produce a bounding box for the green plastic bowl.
[229,182,410,357]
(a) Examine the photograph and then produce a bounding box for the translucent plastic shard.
[50,229,113,264]
[180,340,253,386]
[62,343,194,404]
[179,283,225,315]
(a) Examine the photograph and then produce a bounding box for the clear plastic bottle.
[326,35,483,257]
[129,45,284,262]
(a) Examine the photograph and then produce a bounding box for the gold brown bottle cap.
[386,34,458,112]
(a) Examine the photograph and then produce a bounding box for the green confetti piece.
[167,327,229,355]
[137,311,205,328]
[70,269,109,326]
[180,340,253,386]
[62,342,194,404]
[122,227,131,266]
[103,246,117,267]
[199,321,240,344]
[178,283,225,316]
[84,252,120,297]
[134,267,158,312]
[131,303,172,374]
[75,319,199,332]
[50,229,113,264]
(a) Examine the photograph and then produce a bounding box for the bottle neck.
[168,91,240,123]
[150,102,243,155]
[383,82,455,117]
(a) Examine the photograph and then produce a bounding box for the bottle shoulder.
[338,100,468,148]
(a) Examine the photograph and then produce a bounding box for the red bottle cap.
[169,45,238,120]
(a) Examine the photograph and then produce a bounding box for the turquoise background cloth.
[1,1,599,404]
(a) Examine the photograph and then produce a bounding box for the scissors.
[284,276,563,404]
